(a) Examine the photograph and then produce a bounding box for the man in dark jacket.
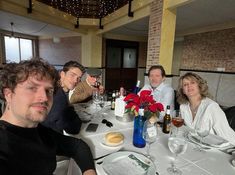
[42,61,85,134]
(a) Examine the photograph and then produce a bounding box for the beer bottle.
[163,105,171,134]
[111,92,116,110]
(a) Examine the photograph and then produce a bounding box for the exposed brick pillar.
[146,0,163,72]
[146,0,176,74]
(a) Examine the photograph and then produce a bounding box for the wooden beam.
[97,0,153,34]
[166,0,194,10]
[176,21,235,37]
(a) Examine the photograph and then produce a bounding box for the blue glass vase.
[133,114,146,148]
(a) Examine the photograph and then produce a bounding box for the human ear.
[3,88,13,103]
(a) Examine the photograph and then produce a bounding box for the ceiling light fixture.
[10,22,15,38]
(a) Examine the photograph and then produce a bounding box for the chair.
[0,102,2,116]
[224,106,235,131]
[174,90,180,110]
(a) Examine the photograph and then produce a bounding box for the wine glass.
[92,90,101,117]
[142,120,158,160]
[98,93,107,117]
[92,90,100,104]
[172,111,184,134]
[167,131,188,175]
[194,121,212,151]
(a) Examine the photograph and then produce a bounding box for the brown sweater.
[70,81,93,104]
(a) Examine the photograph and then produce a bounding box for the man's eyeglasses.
[101,119,113,127]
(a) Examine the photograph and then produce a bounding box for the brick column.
[146,0,176,74]
[146,0,163,72]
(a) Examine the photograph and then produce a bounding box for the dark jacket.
[42,87,82,134]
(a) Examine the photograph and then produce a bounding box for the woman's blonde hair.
[177,72,211,104]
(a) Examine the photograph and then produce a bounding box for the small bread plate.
[101,132,124,147]
[102,151,156,175]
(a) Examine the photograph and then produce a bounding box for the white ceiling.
[0,10,71,36]
[108,0,235,37]
[1,0,235,37]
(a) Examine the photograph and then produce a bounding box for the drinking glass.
[172,111,184,134]
[93,90,100,104]
[142,120,158,160]
[98,93,107,117]
[92,90,100,117]
[194,121,212,151]
[167,131,188,175]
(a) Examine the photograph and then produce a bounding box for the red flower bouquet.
[124,90,164,119]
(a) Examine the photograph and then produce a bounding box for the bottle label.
[165,122,171,132]
[147,126,157,138]
[163,118,171,133]
[111,101,115,110]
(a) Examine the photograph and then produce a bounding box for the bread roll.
[105,132,124,145]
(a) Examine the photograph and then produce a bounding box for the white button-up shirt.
[139,82,175,119]
[180,97,235,145]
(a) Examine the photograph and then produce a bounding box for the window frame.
[1,33,37,63]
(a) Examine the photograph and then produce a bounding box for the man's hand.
[99,85,105,94]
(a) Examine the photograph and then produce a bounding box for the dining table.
[66,102,235,175]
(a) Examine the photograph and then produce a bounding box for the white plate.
[187,132,230,148]
[102,151,156,175]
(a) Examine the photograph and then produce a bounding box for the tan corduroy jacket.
[70,81,93,104]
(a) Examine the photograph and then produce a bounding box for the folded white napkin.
[191,133,230,148]
[102,154,150,175]
[114,97,126,117]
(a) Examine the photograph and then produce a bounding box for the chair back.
[224,106,235,131]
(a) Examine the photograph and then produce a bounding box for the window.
[4,36,33,63]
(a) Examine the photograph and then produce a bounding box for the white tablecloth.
[69,104,235,175]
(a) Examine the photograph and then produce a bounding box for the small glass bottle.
[133,80,140,94]
[162,105,171,134]
[111,92,116,110]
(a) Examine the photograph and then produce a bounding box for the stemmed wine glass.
[172,111,184,134]
[167,130,188,175]
[98,93,107,117]
[92,90,101,118]
[194,121,212,152]
[142,119,158,160]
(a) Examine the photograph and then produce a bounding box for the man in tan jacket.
[70,68,104,104]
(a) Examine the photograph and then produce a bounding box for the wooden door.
[105,40,138,93]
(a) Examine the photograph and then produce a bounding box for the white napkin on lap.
[102,154,150,175]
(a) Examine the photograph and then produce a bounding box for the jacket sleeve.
[53,131,96,173]
[61,106,82,134]
[70,81,93,104]
[209,103,235,146]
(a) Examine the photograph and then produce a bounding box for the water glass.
[142,120,158,160]
[167,131,188,175]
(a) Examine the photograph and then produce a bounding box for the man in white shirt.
[139,65,175,119]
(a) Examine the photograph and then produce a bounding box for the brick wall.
[146,0,163,72]
[39,36,82,65]
[181,28,235,72]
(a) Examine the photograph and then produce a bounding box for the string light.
[37,0,128,19]
[10,22,14,37]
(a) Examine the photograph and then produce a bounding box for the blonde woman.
[177,72,235,145]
